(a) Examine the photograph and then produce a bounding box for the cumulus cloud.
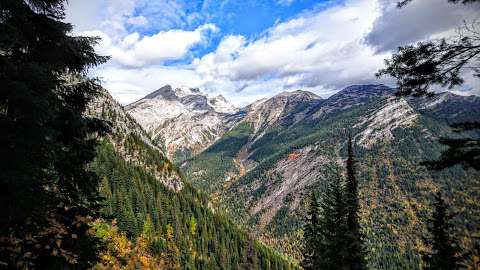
[66,0,479,106]
[65,0,106,32]
[365,0,480,96]
[66,0,191,36]
[84,24,217,67]
[366,0,480,52]
[192,0,389,102]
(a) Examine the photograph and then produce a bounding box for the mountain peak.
[211,94,227,102]
[142,85,177,100]
[275,89,320,99]
[126,85,240,159]
[271,90,322,104]
[208,95,238,114]
[325,84,393,104]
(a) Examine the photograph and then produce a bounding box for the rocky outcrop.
[125,85,240,161]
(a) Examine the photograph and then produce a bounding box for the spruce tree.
[422,191,462,270]
[344,135,367,269]
[318,175,349,270]
[0,0,108,268]
[302,192,322,270]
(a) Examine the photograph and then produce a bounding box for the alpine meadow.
[1,0,479,269]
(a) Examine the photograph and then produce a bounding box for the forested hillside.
[88,88,299,269]
[183,85,480,269]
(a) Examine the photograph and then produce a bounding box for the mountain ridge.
[180,84,480,268]
[126,83,479,165]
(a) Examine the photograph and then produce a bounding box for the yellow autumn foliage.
[91,220,166,270]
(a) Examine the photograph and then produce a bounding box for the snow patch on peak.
[211,94,227,103]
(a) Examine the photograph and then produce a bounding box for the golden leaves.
[92,220,167,270]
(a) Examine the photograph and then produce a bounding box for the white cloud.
[67,0,479,107]
[65,0,106,33]
[126,16,148,27]
[84,24,218,67]
[366,0,480,52]
[192,0,389,104]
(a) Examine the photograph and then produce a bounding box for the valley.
[87,87,299,269]
[3,1,479,269]
[126,84,480,269]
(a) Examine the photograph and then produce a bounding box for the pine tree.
[344,135,367,269]
[422,191,462,270]
[303,159,366,270]
[318,174,349,270]
[302,192,322,270]
[0,0,108,268]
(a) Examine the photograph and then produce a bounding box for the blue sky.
[162,0,336,63]
[65,0,480,106]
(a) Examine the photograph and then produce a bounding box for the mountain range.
[125,84,480,269]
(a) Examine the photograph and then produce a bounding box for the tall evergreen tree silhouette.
[318,174,349,270]
[302,192,322,270]
[422,191,462,270]
[344,135,367,269]
[0,0,108,268]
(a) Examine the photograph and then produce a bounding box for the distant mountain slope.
[183,85,480,269]
[87,88,183,190]
[87,88,299,269]
[125,85,242,162]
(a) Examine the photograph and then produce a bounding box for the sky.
[65,0,480,106]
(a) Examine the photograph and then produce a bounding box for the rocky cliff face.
[125,85,241,162]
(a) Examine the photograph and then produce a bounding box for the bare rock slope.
[125,85,241,162]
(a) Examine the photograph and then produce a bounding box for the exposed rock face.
[356,97,418,148]
[208,94,237,113]
[240,90,322,141]
[250,145,331,227]
[125,85,240,161]
[87,87,183,191]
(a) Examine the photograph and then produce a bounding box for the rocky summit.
[126,85,241,162]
